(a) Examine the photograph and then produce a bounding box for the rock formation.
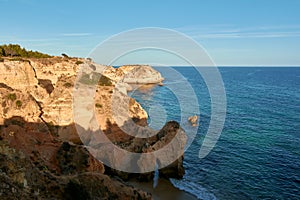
[188,115,198,126]
[102,65,164,85]
[0,57,186,199]
[0,136,151,200]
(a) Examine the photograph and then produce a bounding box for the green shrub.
[95,103,102,108]
[98,75,112,86]
[79,72,99,85]
[0,44,51,58]
[79,72,113,86]
[7,93,17,101]
[63,82,73,88]
[75,60,83,65]
[61,53,69,58]
[16,100,22,108]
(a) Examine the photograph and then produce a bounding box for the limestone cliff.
[0,57,185,199]
[103,64,164,85]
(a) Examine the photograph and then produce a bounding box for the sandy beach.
[128,178,198,200]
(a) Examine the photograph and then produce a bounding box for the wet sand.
[128,178,198,200]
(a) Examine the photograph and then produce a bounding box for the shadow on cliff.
[69,118,186,181]
[0,115,186,181]
[0,116,152,199]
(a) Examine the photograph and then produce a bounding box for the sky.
[1,0,300,66]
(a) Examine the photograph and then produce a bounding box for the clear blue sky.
[1,0,300,66]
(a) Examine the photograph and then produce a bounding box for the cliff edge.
[0,56,186,199]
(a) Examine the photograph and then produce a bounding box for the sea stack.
[188,115,198,126]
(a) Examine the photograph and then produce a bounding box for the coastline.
[128,178,198,200]
[0,54,189,199]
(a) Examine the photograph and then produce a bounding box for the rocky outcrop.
[29,57,79,85]
[0,60,52,103]
[56,141,105,175]
[0,137,152,200]
[120,65,164,84]
[0,87,42,124]
[103,121,186,181]
[103,65,164,85]
[0,60,38,90]
[0,57,184,199]
[188,115,198,126]
[94,85,148,132]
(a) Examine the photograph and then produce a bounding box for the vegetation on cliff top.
[0,44,52,58]
[79,72,113,86]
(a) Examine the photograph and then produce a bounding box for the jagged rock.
[42,74,75,126]
[103,121,186,181]
[56,142,105,175]
[103,65,164,85]
[0,140,152,200]
[0,57,184,199]
[0,87,42,124]
[188,115,198,126]
[141,121,186,179]
[120,65,164,84]
[29,57,80,85]
[102,66,126,83]
[63,173,152,200]
[0,60,38,90]
[94,84,148,132]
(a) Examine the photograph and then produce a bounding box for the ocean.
[129,67,300,200]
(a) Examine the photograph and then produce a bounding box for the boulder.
[188,115,198,126]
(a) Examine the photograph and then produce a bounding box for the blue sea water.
[129,67,300,200]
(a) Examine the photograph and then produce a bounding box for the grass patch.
[16,100,22,108]
[63,82,73,88]
[99,75,113,86]
[7,93,17,101]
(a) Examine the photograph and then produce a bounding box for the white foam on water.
[170,178,217,200]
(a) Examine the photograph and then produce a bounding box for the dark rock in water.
[147,121,186,179]
[104,121,187,181]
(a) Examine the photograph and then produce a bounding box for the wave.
[170,178,217,200]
